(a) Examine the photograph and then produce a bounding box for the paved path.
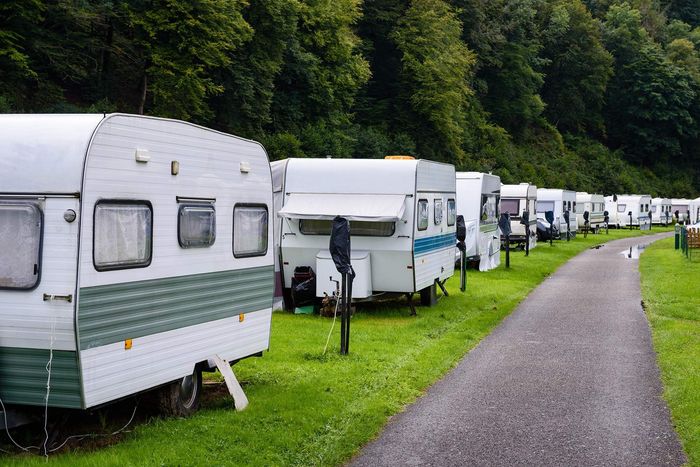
[352,233,686,466]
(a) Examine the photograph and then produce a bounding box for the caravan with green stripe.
[0,114,274,423]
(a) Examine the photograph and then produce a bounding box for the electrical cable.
[0,396,40,452]
[42,312,57,457]
[322,295,341,355]
[48,402,138,453]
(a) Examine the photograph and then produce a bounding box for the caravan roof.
[0,114,104,193]
[501,183,537,198]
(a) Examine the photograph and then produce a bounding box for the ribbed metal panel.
[416,161,456,193]
[0,347,81,408]
[78,265,273,350]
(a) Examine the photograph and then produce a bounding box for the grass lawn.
[2,228,666,466]
[640,236,700,466]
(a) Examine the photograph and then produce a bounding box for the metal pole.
[340,273,347,354]
[525,226,530,257]
[345,275,352,354]
[505,235,510,268]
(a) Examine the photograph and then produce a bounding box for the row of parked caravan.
[1,114,698,428]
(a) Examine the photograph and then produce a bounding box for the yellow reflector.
[239,314,245,322]
[385,155,415,160]
[125,339,133,350]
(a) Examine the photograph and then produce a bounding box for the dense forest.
[2,0,699,196]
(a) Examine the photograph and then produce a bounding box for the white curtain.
[94,204,152,268]
[0,203,42,288]
[234,206,268,256]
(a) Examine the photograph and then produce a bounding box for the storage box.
[315,250,372,299]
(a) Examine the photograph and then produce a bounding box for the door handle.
[43,294,73,303]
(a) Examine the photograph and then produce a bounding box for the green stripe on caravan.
[0,348,82,408]
[78,265,274,350]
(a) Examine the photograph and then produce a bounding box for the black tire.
[159,368,202,417]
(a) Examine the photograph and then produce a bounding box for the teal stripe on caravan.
[78,265,274,350]
[414,233,457,256]
[0,347,82,408]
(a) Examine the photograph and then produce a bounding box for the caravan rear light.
[134,148,150,163]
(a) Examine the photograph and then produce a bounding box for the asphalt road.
[352,232,686,466]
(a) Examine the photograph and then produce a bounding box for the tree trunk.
[138,72,147,115]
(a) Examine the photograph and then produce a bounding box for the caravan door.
[0,196,82,408]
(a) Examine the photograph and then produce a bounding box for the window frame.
[298,219,395,237]
[232,203,269,259]
[447,199,456,227]
[93,200,154,272]
[417,199,429,231]
[177,203,217,249]
[0,201,44,291]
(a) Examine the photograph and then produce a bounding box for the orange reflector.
[125,339,133,350]
[239,314,245,322]
[385,155,415,160]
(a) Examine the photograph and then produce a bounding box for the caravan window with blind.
[94,202,153,271]
[233,205,268,258]
[536,201,554,213]
[0,202,43,289]
[299,219,394,237]
[178,205,216,248]
[480,195,498,224]
[617,204,627,213]
[501,199,520,216]
[417,199,429,231]
[434,199,443,225]
[447,199,456,226]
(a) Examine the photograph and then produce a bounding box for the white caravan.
[575,192,605,231]
[277,158,456,305]
[0,114,273,422]
[690,197,700,224]
[455,172,501,271]
[605,194,652,228]
[671,198,692,223]
[651,198,673,225]
[536,189,579,239]
[500,183,538,250]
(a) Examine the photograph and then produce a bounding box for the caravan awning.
[278,193,407,222]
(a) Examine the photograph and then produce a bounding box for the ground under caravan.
[605,194,652,228]
[455,172,501,271]
[671,198,692,223]
[537,189,578,239]
[651,198,673,225]
[0,114,273,425]
[575,192,606,231]
[500,183,538,249]
[277,158,456,307]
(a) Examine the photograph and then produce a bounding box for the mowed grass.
[3,228,664,466]
[640,237,700,466]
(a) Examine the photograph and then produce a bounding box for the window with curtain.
[94,202,152,270]
[233,205,268,257]
[447,199,456,226]
[417,199,428,231]
[0,202,42,289]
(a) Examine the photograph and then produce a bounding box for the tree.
[393,0,475,161]
[540,0,613,135]
[125,0,252,121]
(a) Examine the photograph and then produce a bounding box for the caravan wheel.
[159,368,202,417]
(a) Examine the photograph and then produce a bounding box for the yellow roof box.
[385,155,415,160]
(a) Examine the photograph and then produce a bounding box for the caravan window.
[447,199,456,226]
[536,201,554,213]
[233,205,268,258]
[480,195,498,224]
[178,205,216,248]
[299,219,394,237]
[94,202,153,271]
[417,199,429,231]
[434,199,443,225]
[617,204,627,213]
[500,199,519,216]
[0,202,43,290]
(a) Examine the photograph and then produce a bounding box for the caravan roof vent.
[385,155,415,160]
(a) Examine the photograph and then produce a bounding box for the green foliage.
[393,0,475,162]
[0,0,699,194]
[540,0,613,134]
